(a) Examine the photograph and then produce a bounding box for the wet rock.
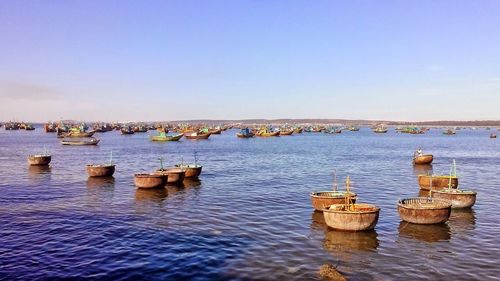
[319,263,347,281]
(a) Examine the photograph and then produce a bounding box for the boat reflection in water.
[183,178,202,189]
[323,229,379,254]
[28,165,52,175]
[135,188,168,202]
[398,221,451,243]
[449,209,476,232]
[310,211,327,231]
[412,164,433,176]
[86,176,115,189]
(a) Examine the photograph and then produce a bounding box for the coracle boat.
[175,153,202,179]
[430,160,476,208]
[236,128,255,138]
[413,154,433,165]
[134,173,167,189]
[86,164,115,177]
[150,133,184,141]
[324,203,380,231]
[322,177,380,231]
[28,154,51,166]
[175,164,202,178]
[61,138,100,146]
[397,197,451,224]
[184,132,211,140]
[432,189,477,208]
[491,133,497,139]
[418,175,458,190]
[310,171,357,212]
[154,168,185,185]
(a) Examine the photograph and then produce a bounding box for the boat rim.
[397,197,451,209]
[324,203,380,214]
[310,191,357,198]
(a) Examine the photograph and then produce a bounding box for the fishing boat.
[61,138,100,146]
[418,175,458,190]
[236,128,255,138]
[280,129,294,135]
[255,127,280,137]
[431,160,477,208]
[413,149,433,165]
[27,154,51,166]
[133,125,148,133]
[4,122,19,130]
[293,127,303,134]
[24,124,35,130]
[175,152,203,179]
[373,126,388,133]
[397,197,451,224]
[121,126,135,135]
[150,133,184,141]
[310,171,357,211]
[324,127,342,134]
[209,127,223,134]
[413,154,433,165]
[134,173,167,189]
[322,177,380,231]
[432,189,477,208]
[44,122,57,133]
[155,168,186,185]
[443,129,456,135]
[347,126,360,131]
[86,164,115,177]
[184,132,211,140]
[57,127,95,138]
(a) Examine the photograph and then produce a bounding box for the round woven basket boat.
[397,197,451,224]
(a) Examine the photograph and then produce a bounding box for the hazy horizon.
[1,1,499,121]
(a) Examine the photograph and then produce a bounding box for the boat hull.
[413,154,433,165]
[155,168,185,185]
[397,197,451,224]
[175,165,202,179]
[418,175,458,190]
[185,133,211,139]
[134,173,167,189]
[150,134,183,141]
[310,191,357,211]
[61,138,100,145]
[28,155,51,166]
[432,190,477,208]
[323,204,380,231]
[86,165,115,177]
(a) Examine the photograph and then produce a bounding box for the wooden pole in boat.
[158,157,164,171]
[333,169,338,192]
[448,159,457,190]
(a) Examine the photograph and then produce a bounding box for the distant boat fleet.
[3,122,499,145]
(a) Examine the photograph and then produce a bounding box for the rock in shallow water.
[319,263,346,281]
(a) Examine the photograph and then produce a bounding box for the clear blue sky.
[1,0,499,122]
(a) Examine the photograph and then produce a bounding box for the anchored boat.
[397,197,451,224]
[431,160,477,208]
[236,128,255,138]
[134,173,167,189]
[322,177,380,231]
[28,154,51,166]
[310,170,357,212]
[150,133,184,141]
[61,138,100,146]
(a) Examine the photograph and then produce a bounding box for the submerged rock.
[319,263,347,281]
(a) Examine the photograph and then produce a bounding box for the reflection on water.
[449,209,476,232]
[183,179,202,188]
[398,221,451,243]
[324,229,379,253]
[135,188,168,202]
[86,176,115,189]
[310,211,327,231]
[413,164,433,176]
[28,165,51,175]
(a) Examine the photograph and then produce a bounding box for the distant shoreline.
[3,119,500,127]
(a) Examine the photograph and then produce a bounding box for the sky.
[1,0,499,122]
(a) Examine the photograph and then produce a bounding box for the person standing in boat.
[415,147,423,158]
